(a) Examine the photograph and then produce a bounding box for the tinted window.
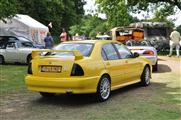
[102,43,119,60]
[52,43,94,57]
[114,43,133,59]
[0,37,6,49]
[6,42,16,48]
[8,37,17,41]
[17,37,32,42]
[147,28,167,36]
[125,41,150,46]
[101,49,107,60]
[20,42,34,48]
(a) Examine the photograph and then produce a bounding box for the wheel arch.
[144,64,152,78]
[98,73,111,86]
[0,54,5,64]
[26,54,32,63]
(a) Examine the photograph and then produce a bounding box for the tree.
[69,15,108,37]
[143,5,175,28]
[0,0,86,35]
[96,0,179,28]
[127,0,181,10]
[96,0,134,28]
[0,0,19,21]
[177,25,181,34]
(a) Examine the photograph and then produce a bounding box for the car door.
[17,41,34,63]
[5,42,19,63]
[101,43,125,87]
[114,43,142,82]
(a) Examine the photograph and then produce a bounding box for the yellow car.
[25,40,152,102]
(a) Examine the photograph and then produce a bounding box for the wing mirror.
[133,52,139,58]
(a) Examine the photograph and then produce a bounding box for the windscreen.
[126,41,150,46]
[49,43,94,57]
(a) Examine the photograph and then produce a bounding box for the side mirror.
[133,52,139,58]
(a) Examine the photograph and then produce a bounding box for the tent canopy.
[14,14,47,29]
[0,14,48,44]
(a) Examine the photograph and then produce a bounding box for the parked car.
[125,40,158,71]
[0,36,39,64]
[95,34,112,40]
[17,36,45,49]
[25,40,152,102]
[0,36,44,49]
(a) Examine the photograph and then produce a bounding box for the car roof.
[63,40,117,44]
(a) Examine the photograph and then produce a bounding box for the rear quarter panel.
[138,57,152,78]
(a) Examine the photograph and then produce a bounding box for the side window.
[101,49,107,60]
[0,37,6,49]
[21,42,34,48]
[102,43,119,60]
[6,42,16,48]
[114,43,133,59]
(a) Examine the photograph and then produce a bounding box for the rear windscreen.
[51,43,94,57]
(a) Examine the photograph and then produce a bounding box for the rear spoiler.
[31,50,83,60]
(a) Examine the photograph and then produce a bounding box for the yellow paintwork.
[25,40,152,94]
[32,50,83,60]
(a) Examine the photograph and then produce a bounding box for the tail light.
[143,50,154,55]
[27,63,32,74]
[71,64,84,76]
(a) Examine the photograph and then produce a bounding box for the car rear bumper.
[25,75,100,94]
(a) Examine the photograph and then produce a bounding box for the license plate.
[40,66,62,73]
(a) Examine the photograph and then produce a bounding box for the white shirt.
[170,30,180,44]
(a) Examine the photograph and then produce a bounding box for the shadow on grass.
[154,64,172,73]
[29,81,180,110]
[1,63,28,66]
[30,83,143,106]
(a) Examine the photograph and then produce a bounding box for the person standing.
[44,32,54,49]
[168,28,180,57]
[48,22,53,32]
[60,28,67,42]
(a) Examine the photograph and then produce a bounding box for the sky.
[84,0,181,26]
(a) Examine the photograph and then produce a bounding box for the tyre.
[40,92,55,98]
[152,61,158,72]
[0,55,4,64]
[27,55,32,64]
[141,66,151,86]
[96,75,111,102]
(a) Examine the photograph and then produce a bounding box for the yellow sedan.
[25,40,152,102]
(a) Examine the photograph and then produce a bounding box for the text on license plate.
[40,66,62,73]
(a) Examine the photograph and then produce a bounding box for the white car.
[126,40,158,71]
[0,37,38,64]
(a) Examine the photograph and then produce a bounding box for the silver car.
[0,37,38,64]
[126,40,158,71]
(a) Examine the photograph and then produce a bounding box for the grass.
[0,65,27,94]
[0,63,181,120]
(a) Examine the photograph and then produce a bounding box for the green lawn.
[0,65,27,94]
[0,64,181,120]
